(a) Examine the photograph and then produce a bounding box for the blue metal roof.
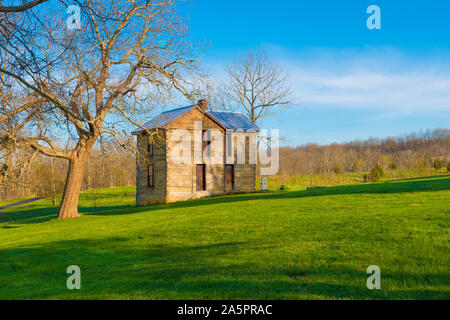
[209,111,259,131]
[132,105,259,134]
[132,105,194,134]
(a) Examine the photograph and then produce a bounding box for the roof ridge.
[209,110,243,114]
[161,105,194,114]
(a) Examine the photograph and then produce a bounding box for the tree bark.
[58,150,89,219]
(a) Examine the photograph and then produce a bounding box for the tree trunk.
[58,150,89,219]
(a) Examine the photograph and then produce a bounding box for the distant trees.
[389,161,397,170]
[1,140,136,202]
[278,129,450,176]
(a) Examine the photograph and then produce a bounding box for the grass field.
[259,168,449,191]
[0,174,449,299]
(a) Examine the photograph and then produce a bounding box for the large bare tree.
[0,0,198,219]
[220,49,292,125]
[0,0,48,13]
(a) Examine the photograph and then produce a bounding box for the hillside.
[0,175,449,299]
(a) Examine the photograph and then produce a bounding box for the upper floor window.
[202,130,211,158]
[147,143,153,161]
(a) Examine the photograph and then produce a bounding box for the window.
[226,132,233,158]
[202,130,211,158]
[147,143,154,188]
[147,164,154,188]
[147,143,153,161]
[225,164,234,190]
[196,164,206,191]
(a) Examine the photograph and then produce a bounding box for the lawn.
[0,175,449,299]
[258,168,449,191]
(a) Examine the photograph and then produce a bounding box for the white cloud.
[279,49,450,113]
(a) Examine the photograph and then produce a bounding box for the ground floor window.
[225,164,235,190]
[196,164,206,191]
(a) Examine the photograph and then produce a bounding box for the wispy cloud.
[202,46,450,145]
[277,47,450,113]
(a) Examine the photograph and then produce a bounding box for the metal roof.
[132,105,259,134]
[209,111,259,131]
[132,105,194,134]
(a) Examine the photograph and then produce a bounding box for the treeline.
[1,142,136,202]
[1,129,449,201]
[279,129,450,175]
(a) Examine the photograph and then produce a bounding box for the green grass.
[0,175,449,299]
[259,168,449,191]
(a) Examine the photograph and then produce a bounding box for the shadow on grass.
[1,175,449,224]
[0,206,59,225]
[0,237,448,299]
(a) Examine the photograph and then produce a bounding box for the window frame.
[147,164,154,188]
[146,142,154,188]
[147,143,153,161]
[202,130,211,158]
[196,164,206,191]
[225,164,235,190]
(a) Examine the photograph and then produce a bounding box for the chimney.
[197,99,208,112]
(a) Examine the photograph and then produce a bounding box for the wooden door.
[225,164,234,190]
[196,164,206,191]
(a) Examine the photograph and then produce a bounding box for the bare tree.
[220,49,292,124]
[0,0,198,219]
[0,37,45,189]
[277,129,450,176]
[0,0,48,13]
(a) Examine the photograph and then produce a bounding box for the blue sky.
[179,0,450,146]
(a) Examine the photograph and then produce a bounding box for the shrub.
[388,162,397,170]
[332,166,341,174]
[279,185,289,191]
[424,153,433,167]
[433,159,443,170]
[368,163,384,182]
[351,158,363,172]
[362,173,369,183]
[447,162,450,172]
